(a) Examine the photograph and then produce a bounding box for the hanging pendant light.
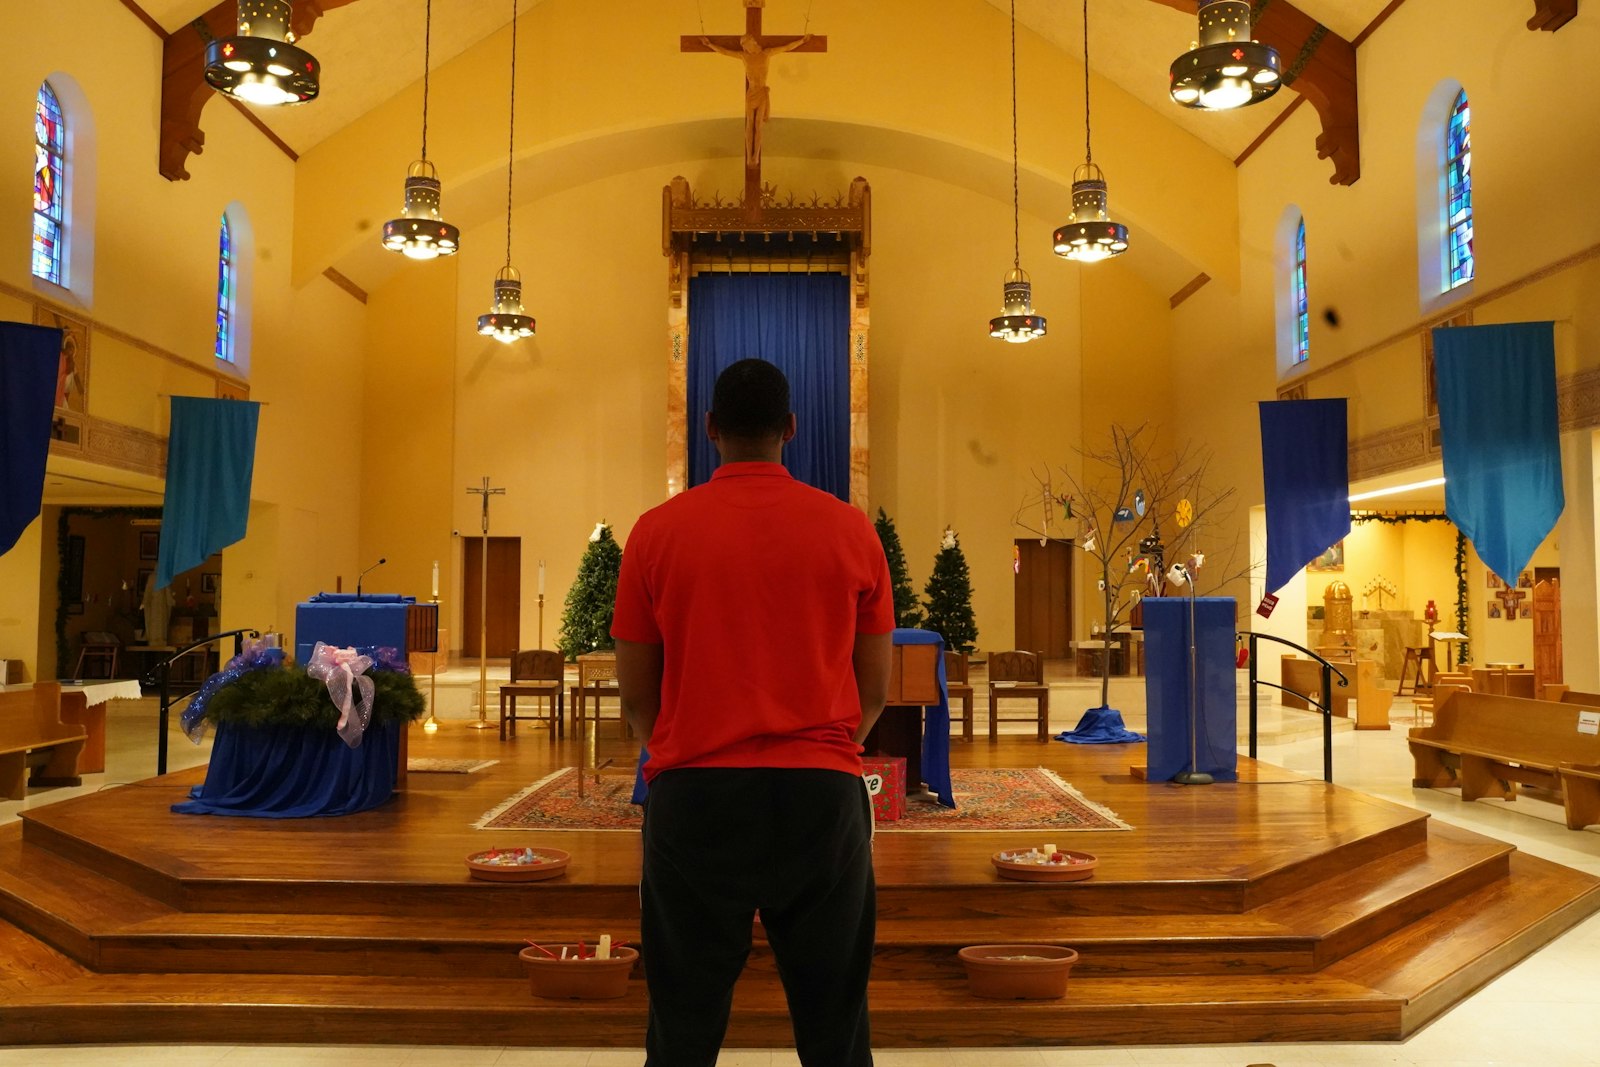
[1169,0,1281,111]
[989,0,1046,344]
[1053,0,1129,262]
[382,0,460,260]
[478,1,535,343]
[204,0,319,106]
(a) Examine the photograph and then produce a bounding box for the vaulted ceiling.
[144,0,1395,176]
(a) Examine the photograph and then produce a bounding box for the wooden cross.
[682,0,827,207]
[1494,584,1526,621]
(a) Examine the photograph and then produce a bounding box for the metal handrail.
[1238,631,1349,783]
[147,627,260,775]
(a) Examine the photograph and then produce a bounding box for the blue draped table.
[172,719,401,818]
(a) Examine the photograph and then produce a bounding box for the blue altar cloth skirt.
[172,720,400,818]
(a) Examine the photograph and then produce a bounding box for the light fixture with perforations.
[382,0,460,260]
[477,0,535,343]
[1169,0,1281,111]
[203,0,319,107]
[989,0,1046,344]
[1053,0,1129,263]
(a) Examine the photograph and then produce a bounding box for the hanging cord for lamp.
[420,0,433,160]
[1009,0,1020,270]
[1082,0,1092,164]
[504,0,518,267]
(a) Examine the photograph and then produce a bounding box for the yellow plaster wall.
[0,519,44,680]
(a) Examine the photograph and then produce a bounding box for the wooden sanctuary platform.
[0,723,1596,1050]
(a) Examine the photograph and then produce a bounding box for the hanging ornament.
[1081,530,1097,553]
[1114,506,1135,523]
[1175,498,1195,527]
[1134,489,1146,517]
[1061,494,1074,518]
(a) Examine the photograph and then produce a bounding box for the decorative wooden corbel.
[1527,0,1578,31]
[1148,0,1361,185]
[159,0,362,181]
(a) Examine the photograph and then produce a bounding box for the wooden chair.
[499,650,564,741]
[987,650,1049,743]
[1397,646,1433,696]
[943,651,974,742]
[573,652,630,738]
[73,633,119,680]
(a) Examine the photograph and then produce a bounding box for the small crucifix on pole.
[466,476,506,730]
[682,0,827,209]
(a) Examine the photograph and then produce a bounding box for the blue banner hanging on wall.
[157,397,261,590]
[1435,322,1563,585]
[1258,398,1350,594]
[0,323,64,557]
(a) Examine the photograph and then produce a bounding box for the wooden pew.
[0,682,88,800]
[1562,764,1600,830]
[1557,688,1600,706]
[1408,690,1600,829]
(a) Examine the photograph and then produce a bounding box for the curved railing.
[1238,631,1349,783]
[146,627,259,776]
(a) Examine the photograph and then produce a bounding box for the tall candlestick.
[431,559,440,600]
[539,559,546,595]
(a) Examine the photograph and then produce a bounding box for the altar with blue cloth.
[294,593,413,664]
[173,719,402,818]
[629,628,955,809]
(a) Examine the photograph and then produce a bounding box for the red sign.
[1256,593,1279,619]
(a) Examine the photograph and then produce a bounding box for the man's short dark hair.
[710,359,791,439]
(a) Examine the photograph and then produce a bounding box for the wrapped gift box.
[862,756,905,821]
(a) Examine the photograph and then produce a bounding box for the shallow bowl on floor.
[991,848,1097,882]
[465,846,570,882]
[519,944,639,999]
[958,944,1079,999]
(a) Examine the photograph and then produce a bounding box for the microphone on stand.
[356,557,387,600]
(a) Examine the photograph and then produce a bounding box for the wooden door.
[462,537,521,658]
[1013,539,1072,658]
[1532,576,1562,693]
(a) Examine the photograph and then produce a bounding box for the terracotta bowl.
[991,849,1097,882]
[519,944,639,999]
[958,944,1079,999]
[465,846,571,882]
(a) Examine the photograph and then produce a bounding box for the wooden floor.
[0,719,1596,1049]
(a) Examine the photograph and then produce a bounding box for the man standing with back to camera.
[613,358,894,1067]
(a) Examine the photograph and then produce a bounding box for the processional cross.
[682,0,827,207]
[466,476,506,730]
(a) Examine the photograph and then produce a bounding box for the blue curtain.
[0,323,62,557]
[687,272,850,498]
[1259,399,1350,594]
[1435,322,1563,585]
[157,397,261,590]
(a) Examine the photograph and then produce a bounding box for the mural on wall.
[33,305,88,414]
[1308,540,1345,572]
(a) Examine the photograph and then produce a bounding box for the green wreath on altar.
[201,665,426,731]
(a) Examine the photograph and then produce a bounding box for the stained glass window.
[1293,217,1309,364]
[215,214,233,362]
[33,81,66,286]
[1445,89,1473,289]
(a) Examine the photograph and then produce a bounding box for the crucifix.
[682,0,827,209]
[466,475,507,731]
[1494,583,1527,622]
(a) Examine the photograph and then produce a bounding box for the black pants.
[641,767,875,1067]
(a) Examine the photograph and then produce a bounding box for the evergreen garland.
[923,528,978,654]
[1350,510,1470,664]
[557,522,623,661]
[874,508,923,628]
[201,665,425,730]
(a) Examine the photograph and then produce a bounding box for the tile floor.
[3,677,1598,1066]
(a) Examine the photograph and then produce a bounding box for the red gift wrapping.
[861,757,905,821]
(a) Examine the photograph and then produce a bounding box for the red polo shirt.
[611,462,894,781]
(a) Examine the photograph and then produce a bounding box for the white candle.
[431,560,439,599]
[539,559,546,595]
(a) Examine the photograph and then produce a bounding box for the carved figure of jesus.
[699,32,813,169]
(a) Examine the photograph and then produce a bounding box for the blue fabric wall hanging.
[157,397,261,589]
[1259,398,1350,594]
[0,323,63,557]
[1434,322,1563,584]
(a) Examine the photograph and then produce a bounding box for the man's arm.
[615,638,665,744]
[851,630,893,745]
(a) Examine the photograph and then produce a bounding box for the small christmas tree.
[557,521,623,661]
[874,508,923,628]
[923,527,978,654]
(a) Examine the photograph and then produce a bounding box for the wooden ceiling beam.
[1147,0,1361,185]
[159,0,363,181]
[1527,0,1578,31]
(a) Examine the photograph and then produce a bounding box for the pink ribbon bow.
[306,641,375,748]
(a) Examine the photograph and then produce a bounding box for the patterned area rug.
[407,758,500,774]
[476,767,1130,833]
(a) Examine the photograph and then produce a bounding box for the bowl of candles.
[990,843,1097,882]
[465,846,570,882]
[519,937,638,999]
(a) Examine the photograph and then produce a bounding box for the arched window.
[215,213,233,362]
[1444,89,1473,289]
[1292,217,1309,365]
[32,81,66,286]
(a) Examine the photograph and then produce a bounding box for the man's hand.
[851,631,893,745]
[615,639,665,744]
